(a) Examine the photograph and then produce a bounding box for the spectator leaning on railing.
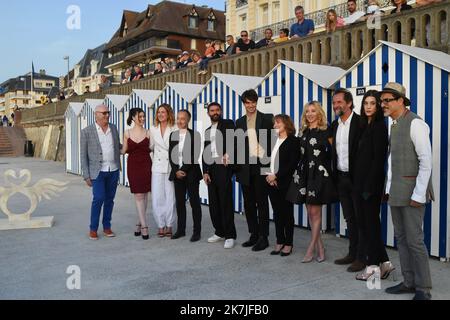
[344,0,366,25]
[122,68,132,84]
[391,0,412,14]
[132,66,144,81]
[225,35,237,56]
[274,28,290,43]
[255,28,274,49]
[236,31,256,53]
[325,9,345,33]
[290,6,315,38]
[176,51,193,69]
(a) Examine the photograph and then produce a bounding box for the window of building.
[272,2,280,24]
[260,4,269,27]
[122,22,128,37]
[188,8,199,29]
[240,14,247,31]
[207,11,216,31]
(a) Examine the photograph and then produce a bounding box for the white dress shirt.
[178,131,187,169]
[336,112,354,172]
[385,119,433,203]
[344,11,366,25]
[210,123,219,158]
[270,137,286,175]
[95,123,118,172]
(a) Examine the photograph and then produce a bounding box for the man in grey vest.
[381,83,434,300]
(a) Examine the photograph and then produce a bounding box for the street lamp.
[63,56,70,90]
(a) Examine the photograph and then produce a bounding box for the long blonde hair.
[300,101,328,133]
[155,104,175,127]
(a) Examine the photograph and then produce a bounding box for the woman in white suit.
[150,104,177,237]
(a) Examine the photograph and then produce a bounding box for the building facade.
[103,1,226,84]
[0,70,60,117]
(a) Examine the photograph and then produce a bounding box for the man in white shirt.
[80,105,121,241]
[331,88,365,272]
[168,110,203,242]
[381,82,433,300]
[344,0,366,25]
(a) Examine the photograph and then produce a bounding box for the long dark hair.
[360,90,384,127]
[127,108,145,126]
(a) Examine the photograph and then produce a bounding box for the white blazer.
[150,125,176,174]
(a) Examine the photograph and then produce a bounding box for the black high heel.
[280,247,293,257]
[135,224,142,237]
[141,227,149,240]
[270,245,285,255]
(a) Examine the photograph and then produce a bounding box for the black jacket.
[271,135,301,190]
[169,129,203,182]
[331,112,361,181]
[202,118,236,174]
[235,111,275,186]
[354,120,389,197]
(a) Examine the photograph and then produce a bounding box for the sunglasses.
[381,97,399,104]
[241,34,248,37]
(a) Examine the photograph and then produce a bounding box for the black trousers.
[268,185,294,246]
[241,165,270,238]
[337,172,364,261]
[174,177,202,235]
[208,164,237,240]
[354,193,389,266]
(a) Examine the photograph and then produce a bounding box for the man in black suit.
[331,88,365,272]
[169,110,203,242]
[235,89,275,252]
[203,102,237,249]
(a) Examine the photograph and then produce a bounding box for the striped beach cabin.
[257,60,345,231]
[80,99,104,127]
[103,95,129,130]
[334,41,450,259]
[194,73,264,213]
[120,89,161,187]
[65,102,84,175]
[154,82,204,130]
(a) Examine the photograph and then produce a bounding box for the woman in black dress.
[287,101,337,263]
[353,90,395,281]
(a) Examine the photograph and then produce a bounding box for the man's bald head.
[95,105,110,127]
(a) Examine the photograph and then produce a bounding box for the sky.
[0,0,224,83]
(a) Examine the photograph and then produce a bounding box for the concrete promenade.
[0,158,449,300]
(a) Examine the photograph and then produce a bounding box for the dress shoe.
[252,237,269,252]
[190,234,201,242]
[208,235,225,243]
[347,260,366,272]
[242,235,259,248]
[334,254,355,265]
[89,231,98,241]
[171,232,186,240]
[413,290,432,300]
[385,282,416,295]
[280,247,293,257]
[270,245,284,256]
[103,229,116,238]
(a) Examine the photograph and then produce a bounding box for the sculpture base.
[0,216,54,230]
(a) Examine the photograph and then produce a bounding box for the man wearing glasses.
[381,83,434,300]
[81,105,122,241]
[236,31,255,54]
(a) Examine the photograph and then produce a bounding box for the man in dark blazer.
[203,102,237,249]
[235,89,275,252]
[331,88,364,272]
[169,110,203,242]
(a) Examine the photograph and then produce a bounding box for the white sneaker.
[208,234,225,243]
[224,239,235,249]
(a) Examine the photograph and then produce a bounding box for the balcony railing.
[19,1,450,125]
[105,38,181,67]
[250,0,395,41]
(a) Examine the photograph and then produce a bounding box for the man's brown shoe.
[89,231,98,240]
[103,229,116,238]
[334,255,355,265]
[347,260,366,272]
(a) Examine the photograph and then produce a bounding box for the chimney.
[39,69,46,76]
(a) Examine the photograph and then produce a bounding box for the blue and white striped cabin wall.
[154,86,196,129]
[257,62,335,231]
[120,92,156,187]
[64,108,74,174]
[195,76,247,214]
[64,107,83,175]
[104,98,121,129]
[334,43,450,259]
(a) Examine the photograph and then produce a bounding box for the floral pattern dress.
[286,127,338,205]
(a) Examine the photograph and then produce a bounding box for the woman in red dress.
[122,108,152,240]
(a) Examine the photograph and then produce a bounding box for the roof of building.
[0,72,60,94]
[75,43,110,78]
[210,73,264,96]
[166,82,205,103]
[105,1,225,51]
[66,102,84,116]
[104,94,129,111]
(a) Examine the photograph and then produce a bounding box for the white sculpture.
[0,169,68,230]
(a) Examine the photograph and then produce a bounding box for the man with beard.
[331,88,365,272]
[203,102,237,249]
